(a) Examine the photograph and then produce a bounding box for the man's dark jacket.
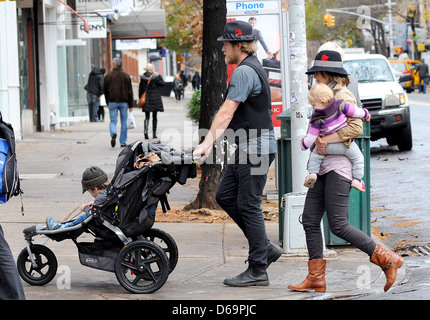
[85,67,104,96]
[104,68,134,108]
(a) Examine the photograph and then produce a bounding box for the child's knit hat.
[81,166,108,193]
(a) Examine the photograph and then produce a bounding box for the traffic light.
[393,46,403,54]
[324,14,335,27]
[324,14,329,27]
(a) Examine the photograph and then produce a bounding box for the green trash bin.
[276,113,371,245]
[323,121,371,245]
[276,110,292,242]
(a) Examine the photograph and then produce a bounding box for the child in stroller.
[17,141,196,294]
[46,166,109,230]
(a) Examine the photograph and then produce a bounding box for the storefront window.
[57,38,91,119]
[17,8,36,112]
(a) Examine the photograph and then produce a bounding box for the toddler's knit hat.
[81,166,108,193]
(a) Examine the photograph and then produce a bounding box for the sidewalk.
[1,89,405,300]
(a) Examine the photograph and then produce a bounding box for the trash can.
[277,114,371,245]
[323,121,371,245]
[276,110,292,242]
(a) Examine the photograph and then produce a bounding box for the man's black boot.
[223,264,269,287]
[266,241,283,269]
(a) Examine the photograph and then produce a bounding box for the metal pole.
[288,0,308,193]
[388,0,394,58]
[279,2,291,112]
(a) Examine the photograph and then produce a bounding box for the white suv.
[343,54,413,151]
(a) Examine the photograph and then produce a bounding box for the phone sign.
[227,1,279,15]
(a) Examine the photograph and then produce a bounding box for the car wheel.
[397,123,413,151]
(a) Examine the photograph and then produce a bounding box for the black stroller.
[16,141,196,294]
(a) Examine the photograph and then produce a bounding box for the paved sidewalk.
[0,90,405,301]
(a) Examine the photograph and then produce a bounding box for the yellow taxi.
[389,59,420,93]
[409,60,420,88]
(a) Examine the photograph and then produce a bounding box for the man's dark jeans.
[0,225,25,299]
[87,93,99,122]
[216,153,275,266]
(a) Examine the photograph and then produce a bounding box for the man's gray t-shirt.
[226,65,276,155]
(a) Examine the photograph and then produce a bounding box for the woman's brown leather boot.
[288,259,326,292]
[370,244,404,292]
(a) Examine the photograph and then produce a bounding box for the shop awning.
[58,0,89,33]
[110,8,166,39]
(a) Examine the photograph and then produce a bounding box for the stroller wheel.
[114,240,169,294]
[17,244,58,286]
[141,228,178,274]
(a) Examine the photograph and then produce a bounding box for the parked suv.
[343,54,413,151]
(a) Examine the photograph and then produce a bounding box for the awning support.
[57,0,89,33]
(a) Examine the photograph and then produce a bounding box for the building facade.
[0,0,169,139]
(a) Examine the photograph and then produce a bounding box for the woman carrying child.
[288,50,404,293]
[302,83,371,192]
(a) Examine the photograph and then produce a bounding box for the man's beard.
[225,53,238,65]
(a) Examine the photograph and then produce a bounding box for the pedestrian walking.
[288,50,404,293]
[193,20,282,287]
[104,57,134,148]
[98,68,106,122]
[192,71,200,91]
[179,71,187,98]
[417,59,429,93]
[138,63,165,139]
[84,65,104,122]
[173,74,184,102]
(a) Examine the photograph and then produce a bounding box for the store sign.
[77,16,107,39]
[76,0,112,12]
[115,39,157,50]
[226,0,279,15]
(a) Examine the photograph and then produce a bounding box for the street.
[350,91,430,299]
[370,91,430,250]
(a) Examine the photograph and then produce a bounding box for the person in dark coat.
[138,63,165,139]
[192,71,200,91]
[85,65,104,122]
[418,59,429,93]
[179,71,188,98]
[97,68,106,121]
[173,74,184,102]
[104,58,134,148]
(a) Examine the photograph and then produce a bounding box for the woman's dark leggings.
[144,111,158,134]
[302,171,376,260]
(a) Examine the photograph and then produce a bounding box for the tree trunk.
[183,0,227,211]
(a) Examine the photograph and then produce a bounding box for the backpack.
[0,112,23,204]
